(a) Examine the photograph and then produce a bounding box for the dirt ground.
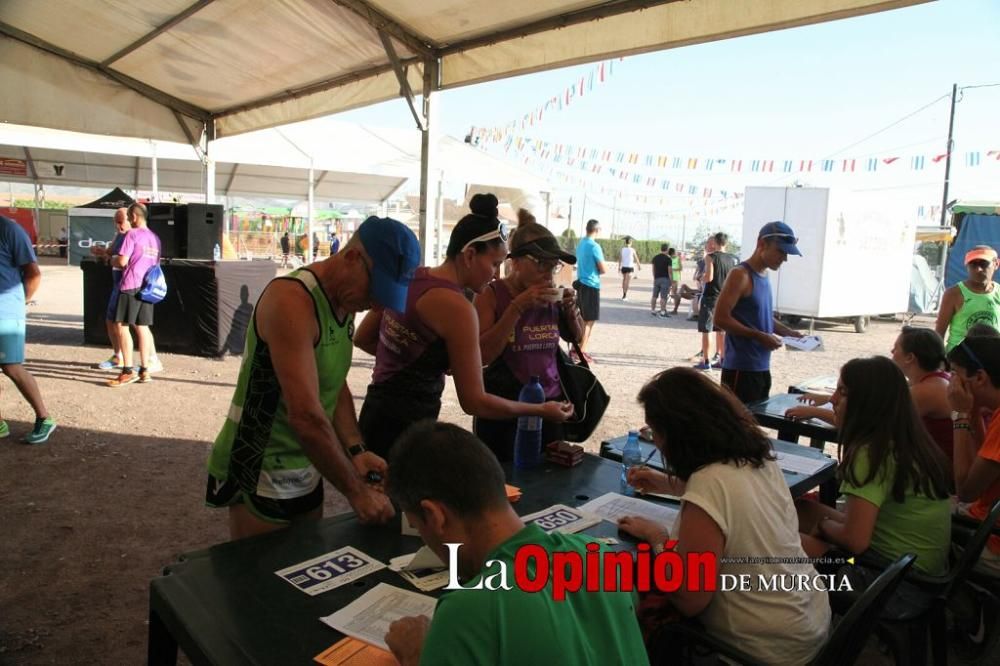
[0,258,916,665]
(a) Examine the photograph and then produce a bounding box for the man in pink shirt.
[109,203,160,387]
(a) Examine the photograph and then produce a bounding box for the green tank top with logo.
[671,256,681,280]
[947,282,1000,351]
[207,268,354,499]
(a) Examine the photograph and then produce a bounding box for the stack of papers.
[321,583,437,652]
[783,335,823,351]
[314,637,396,665]
[521,504,602,534]
[775,451,831,475]
[578,492,680,533]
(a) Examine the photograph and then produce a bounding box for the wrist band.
[347,443,367,457]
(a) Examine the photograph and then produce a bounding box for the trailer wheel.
[854,316,870,333]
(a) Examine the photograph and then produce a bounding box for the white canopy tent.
[0,0,928,258]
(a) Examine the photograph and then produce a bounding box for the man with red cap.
[936,245,1000,351]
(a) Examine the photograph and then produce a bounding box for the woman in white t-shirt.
[619,236,640,299]
[619,367,831,664]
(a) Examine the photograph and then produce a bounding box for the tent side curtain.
[0,39,193,143]
[439,0,926,88]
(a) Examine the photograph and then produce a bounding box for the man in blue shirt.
[714,221,803,403]
[573,219,606,359]
[0,216,55,443]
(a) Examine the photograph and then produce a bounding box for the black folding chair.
[652,553,917,665]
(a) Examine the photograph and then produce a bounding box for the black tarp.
[82,259,274,357]
[78,188,135,209]
[68,188,137,266]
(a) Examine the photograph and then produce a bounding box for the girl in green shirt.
[797,356,952,575]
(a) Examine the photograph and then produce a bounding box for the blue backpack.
[139,264,167,304]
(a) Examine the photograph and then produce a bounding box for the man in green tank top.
[206,217,421,540]
[936,245,1000,351]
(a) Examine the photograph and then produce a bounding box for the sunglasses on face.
[523,254,563,274]
[760,233,798,245]
[969,260,992,270]
[461,220,510,253]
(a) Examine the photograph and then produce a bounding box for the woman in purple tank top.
[355,196,572,458]
[473,218,584,460]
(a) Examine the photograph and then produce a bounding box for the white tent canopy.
[0,0,927,141]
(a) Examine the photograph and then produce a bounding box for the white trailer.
[740,186,916,333]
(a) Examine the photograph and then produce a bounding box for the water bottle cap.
[628,430,639,436]
[529,375,540,384]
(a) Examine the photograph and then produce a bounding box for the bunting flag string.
[491,134,997,175]
[468,59,624,145]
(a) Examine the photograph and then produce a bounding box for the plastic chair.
[874,498,1000,665]
[653,553,917,665]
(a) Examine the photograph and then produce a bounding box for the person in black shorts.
[696,232,739,370]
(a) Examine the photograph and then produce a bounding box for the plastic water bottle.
[213,243,221,261]
[621,430,641,496]
[514,376,545,468]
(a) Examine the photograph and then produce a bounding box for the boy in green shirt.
[384,422,649,666]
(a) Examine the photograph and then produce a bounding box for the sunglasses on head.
[760,232,798,245]
[461,220,510,253]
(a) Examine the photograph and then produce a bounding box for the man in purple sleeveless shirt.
[714,222,804,404]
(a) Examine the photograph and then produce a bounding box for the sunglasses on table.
[461,220,510,252]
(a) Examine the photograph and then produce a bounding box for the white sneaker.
[147,356,164,373]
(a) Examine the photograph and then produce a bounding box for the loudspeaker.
[147,203,183,259]
[177,204,224,260]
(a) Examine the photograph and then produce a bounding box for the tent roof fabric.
[0,0,929,140]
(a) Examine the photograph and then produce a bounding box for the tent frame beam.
[438,0,681,55]
[378,29,424,131]
[0,21,209,122]
[100,0,218,67]
[331,0,435,57]
[212,58,420,122]
[22,147,38,181]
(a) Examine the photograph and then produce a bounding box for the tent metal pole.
[151,142,159,201]
[308,165,315,262]
[203,120,216,204]
[435,177,444,263]
[418,59,440,265]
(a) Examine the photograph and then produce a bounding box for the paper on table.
[321,583,437,652]
[775,450,831,475]
[275,547,386,596]
[388,547,450,592]
[521,504,602,534]
[578,493,679,532]
[314,636,396,665]
[783,335,823,351]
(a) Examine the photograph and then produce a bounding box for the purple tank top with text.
[372,268,462,386]
[491,281,562,398]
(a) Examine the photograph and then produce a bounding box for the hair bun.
[469,193,499,218]
[516,208,536,227]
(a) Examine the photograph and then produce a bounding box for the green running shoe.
[23,417,56,445]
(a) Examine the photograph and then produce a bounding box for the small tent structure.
[67,187,134,266]
[944,202,1000,288]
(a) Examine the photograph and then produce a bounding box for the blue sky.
[342,0,999,158]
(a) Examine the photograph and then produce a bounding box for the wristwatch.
[347,442,367,457]
[951,411,970,421]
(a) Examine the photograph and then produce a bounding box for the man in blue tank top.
[714,222,804,404]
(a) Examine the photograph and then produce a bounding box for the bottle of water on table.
[213,243,221,261]
[621,430,641,496]
[514,375,545,468]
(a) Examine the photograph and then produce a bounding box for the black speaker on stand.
[147,203,183,259]
[177,204,224,260]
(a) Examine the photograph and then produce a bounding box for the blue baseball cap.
[758,221,802,256]
[356,216,421,312]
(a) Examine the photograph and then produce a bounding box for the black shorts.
[697,299,722,333]
[205,474,324,524]
[115,289,154,326]
[574,281,600,322]
[720,369,772,405]
[620,267,634,275]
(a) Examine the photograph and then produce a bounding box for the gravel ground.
[0,258,916,664]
